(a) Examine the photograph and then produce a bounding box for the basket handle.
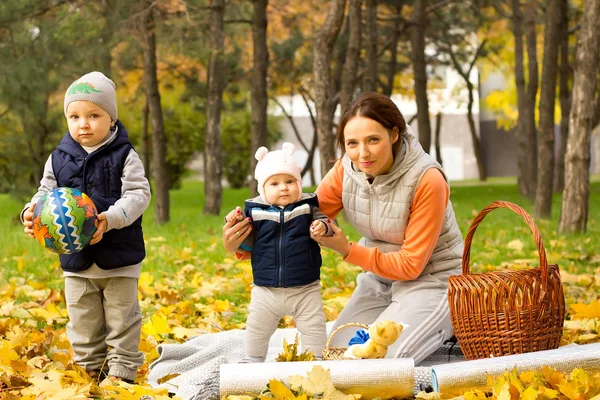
[325,322,369,350]
[462,200,549,295]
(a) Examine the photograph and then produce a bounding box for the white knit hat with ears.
[254,142,303,203]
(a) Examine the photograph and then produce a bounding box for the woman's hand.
[311,223,351,258]
[222,206,252,253]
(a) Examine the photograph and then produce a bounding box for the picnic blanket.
[431,342,600,395]
[148,326,465,399]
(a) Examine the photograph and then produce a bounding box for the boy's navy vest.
[244,195,321,288]
[51,120,145,272]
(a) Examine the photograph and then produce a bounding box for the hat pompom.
[281,142,295,155]
[255,146,269,161]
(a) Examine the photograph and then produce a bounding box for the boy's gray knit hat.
[64,71,118,121]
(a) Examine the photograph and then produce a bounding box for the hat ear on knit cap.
[64,71,118,122]
[254,142,303,203]
[255,146,269,161]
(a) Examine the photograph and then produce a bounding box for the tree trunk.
[340,0,362,115]
[533,0,560,219]
[141,96,151,181]
[553,0,570,193]
[593,125,600,175]
[364,0,378,92]
[141,1,169,223]
[384,2,404,97]
[313,0,347,176]
[467,81,486,181]
[410,0,431,153]
[523,0,539,199]
[559,0,600,233]
[512,0,529,197]
[204,0,225,215]
[434,111,442,166]
[100,0,118,75]
[249,0,269,197]
[594,92,600,128]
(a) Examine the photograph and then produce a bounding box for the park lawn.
[0,178,599,398]
[2,178,598,285]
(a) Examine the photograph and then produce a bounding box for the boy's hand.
[23,204,36,238]
[225,206,245,224]
[89,213,107,245]
[310,220,327,237]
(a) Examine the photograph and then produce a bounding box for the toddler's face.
[264,174,300,207]
[66,101,113,147]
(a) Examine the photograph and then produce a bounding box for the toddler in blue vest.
[21,71,151,385]
[224,142,333,362]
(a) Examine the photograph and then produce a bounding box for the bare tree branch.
[224,19,252,24]
[425,0,455,14]
[270,96,309,152]
[0,0,74,27]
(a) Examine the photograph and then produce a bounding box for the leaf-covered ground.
[1,179,599,398]
[2,257,599,398]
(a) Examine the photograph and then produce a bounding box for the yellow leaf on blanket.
[268,379,300,400]
[157,373,180,384]
[288,366,360,399]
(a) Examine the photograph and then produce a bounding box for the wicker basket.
[322,322,369,360]
[448,200,565,360]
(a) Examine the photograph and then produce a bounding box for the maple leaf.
[263,379,305,400]
[157,372,180,384]
[463,391,488,400]
[99,380,177,400]
[570,301,600,320]
[21,370,92,399]
[142,313,171,338]
[288,366,360,399]
[275,335,315,362]
[0,339,19,373]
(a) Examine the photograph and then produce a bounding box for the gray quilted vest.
[341,131,463,278]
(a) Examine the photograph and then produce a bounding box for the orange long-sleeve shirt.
[315,160,449,281]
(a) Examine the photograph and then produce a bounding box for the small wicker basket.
[322,322,369,360]
[448,201,566,360]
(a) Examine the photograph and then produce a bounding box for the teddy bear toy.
[343,320,404,359]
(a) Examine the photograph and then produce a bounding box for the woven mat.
[148,329,464,399]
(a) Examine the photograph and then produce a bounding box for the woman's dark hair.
[336,92,407,156]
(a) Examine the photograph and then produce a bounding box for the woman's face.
[343,116,398,178]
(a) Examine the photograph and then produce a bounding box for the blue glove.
[348,329,370,346]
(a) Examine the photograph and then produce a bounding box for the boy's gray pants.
[329,270,457,365]
[64,276,143,381]
[245,280,327,359]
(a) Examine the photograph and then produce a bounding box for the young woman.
[223,92,463,364]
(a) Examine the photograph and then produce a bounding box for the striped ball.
[32,187,98,254]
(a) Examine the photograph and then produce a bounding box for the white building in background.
[273,65,482,185]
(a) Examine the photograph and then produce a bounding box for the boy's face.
[66,101,114,147]
[264,174,300,207]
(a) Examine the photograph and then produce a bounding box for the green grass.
[1,179,599,289]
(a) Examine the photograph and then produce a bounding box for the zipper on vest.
[82,156,89,193]
[367,181,375,236]
[277,208,285,287]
